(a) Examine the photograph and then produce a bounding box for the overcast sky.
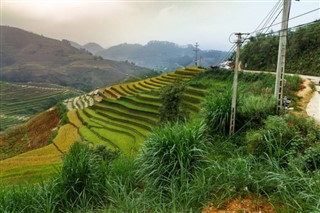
[1,0,320,51]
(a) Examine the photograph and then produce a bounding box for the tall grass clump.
[238,94,275,126]
[136,121,208,202]
[203,89,233,135]
[55,141,110,210]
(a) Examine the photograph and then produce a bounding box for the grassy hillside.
[0,67,205,184]
[0,81,81,132]
[1,67,319,212]
[1,26,157,91]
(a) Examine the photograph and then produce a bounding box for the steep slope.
[0,67,206,183]
[0,26,157,91]
[97,40,226,72]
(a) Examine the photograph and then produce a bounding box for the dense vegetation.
[240,20,320,76]
[1,69,319,212]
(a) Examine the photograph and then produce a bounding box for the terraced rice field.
[0,124,80,185]
[72,67,206,155]
[0,67,206,184]
[0,82,81,132]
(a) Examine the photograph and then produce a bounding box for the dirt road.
[303,75,320,123]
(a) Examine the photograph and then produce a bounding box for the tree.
[160,80,188,123]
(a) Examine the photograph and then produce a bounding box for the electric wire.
[250,7,320,35]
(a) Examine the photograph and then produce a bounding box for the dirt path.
[303,75,320,123]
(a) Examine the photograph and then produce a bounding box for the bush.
[136,121,207,192]
[160,80,188,123]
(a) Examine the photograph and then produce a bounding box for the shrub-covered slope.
[240,20,320,76]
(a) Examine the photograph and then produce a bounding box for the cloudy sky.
[1,0,320,51]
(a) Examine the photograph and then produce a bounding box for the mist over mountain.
[1,26,156,91]
[83,42,105,54]
[96,40,227,72]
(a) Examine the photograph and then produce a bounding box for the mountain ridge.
[1,26,157,91]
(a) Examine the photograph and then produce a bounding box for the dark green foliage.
[160,80,188,123]
[56,102,69,125]
[136,122,207,192]
[241,21,320,76]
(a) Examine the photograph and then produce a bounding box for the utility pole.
[274,0,292,114]
[229,33,248,136]
[194,42,199,67]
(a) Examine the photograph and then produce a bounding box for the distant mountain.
[1,26,157,91]
[69,40,82,49]
[97,40,227,72]
[83,42,104,54]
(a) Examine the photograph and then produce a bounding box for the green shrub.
[160,80,188,123]
[136,121,207,192]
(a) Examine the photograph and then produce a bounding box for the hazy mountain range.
[71,41,227,72]
[1,26,156,91]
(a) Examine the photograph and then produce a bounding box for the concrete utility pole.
[194,42,199,66]
[229,33,248,136]
[274,0,292,114]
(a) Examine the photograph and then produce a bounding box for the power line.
[250,7,320,35]
[217,0,284,65]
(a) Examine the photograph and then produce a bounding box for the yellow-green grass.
[183,93,205,105]
[83,108,149,137]
[79,126,116,149]
[67,109,83,128]
[153,77,174,84]
[101,98,159,115]
[119,96,161,111]
[92,103,158,124]
[126,83,142,94]
[185,87,207,97]
[138,81,159,90]
[119,85,136,96]
[135,93,162,104]
[185,66,205,72]
[0,124,80,185]
[149,77,171,86]
[143,79,164,88]
[175,68,203,76]
[89,108,152,134]
[110,85,131,96]
[132,82,152,92]
[102,88,119,99]
[0,163,60,185]
[91,127,140,156]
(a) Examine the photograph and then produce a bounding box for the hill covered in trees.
[240,20,320,76]
[97,41,227,72]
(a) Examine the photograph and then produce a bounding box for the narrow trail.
[243,70,320,123]
[303,75,320,124]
